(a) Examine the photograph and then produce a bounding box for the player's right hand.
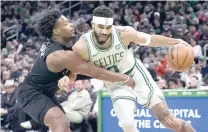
[123,75,135,88]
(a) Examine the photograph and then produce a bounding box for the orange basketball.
[167,43,194,72]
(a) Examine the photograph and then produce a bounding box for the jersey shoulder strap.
[82,30,93,62]
[112,26,127,50]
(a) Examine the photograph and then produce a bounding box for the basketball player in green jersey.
[72,5,196,132]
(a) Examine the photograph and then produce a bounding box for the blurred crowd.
[1,1,208,132]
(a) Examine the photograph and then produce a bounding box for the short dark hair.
[34,8,61,38]
[93,5,113,18]
[168,78,178,84]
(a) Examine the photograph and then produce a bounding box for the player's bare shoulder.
[115,26,137,46]
[116,26,137,38]
[72,35,89,61]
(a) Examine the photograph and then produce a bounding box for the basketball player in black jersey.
[17,8,135,132]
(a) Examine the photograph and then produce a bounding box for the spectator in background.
[161,27,172,38]
[10,64,22,81]
[3,57,14,68]
[194,56,208,77]
[187,75,200,89]
[172,13,182,27]
[153,19,162,34]
[82,23,91,33]
[21,68,29,77]
[1,65,8,74]
[61,80,92,124]
[2,48,8,58]
[181,65,203,88]
[199,56,208,77]
[178,80,186,89]
[83,79,98,132]
[155,52,167,77]
[139,18,153,33]
[190,25,201,41]
[190,37,202,58]
[174,28,184,39]
[142,56,157,81]
[199,74,208,90]
[167,78,182,89]
[8,45,17,59]
[83,79,97,108]
[1,80,19,131]
[2,71,11,84]
[14,54,21,63]
[157,78,168,89]
[18,76,25,83]
[6,41,14,52]
[76,23,91,38]
[1,80,17,113]
[201,22,208,43]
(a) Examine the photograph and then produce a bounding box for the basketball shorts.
[105,59,165,109]
[17,82,64,125]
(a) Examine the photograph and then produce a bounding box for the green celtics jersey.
[83,26,135,75]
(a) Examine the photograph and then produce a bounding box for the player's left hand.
[58,76,70,92]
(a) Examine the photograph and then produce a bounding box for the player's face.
[93,24,112,44]
[55,15,74,41]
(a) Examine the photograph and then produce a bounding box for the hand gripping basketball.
[167,40,194,72]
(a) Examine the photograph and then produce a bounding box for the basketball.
[167,43,194,72]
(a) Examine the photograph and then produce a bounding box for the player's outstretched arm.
[46,50,135,88]
[66,51,135,87]
[119,26,188,47]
